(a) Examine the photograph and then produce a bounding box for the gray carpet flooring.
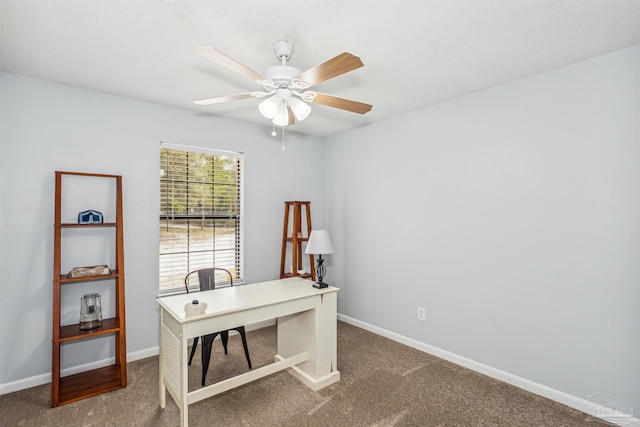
[0,321,609,426]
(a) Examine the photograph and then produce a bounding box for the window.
[159,142,244,293]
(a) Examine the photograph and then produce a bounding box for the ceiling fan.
[193,41,373,128]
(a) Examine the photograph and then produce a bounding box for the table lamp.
[305,229,334,289]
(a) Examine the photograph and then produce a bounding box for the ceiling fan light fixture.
[272,102,290,127]
[275,87,292,101]
[258,95,280,119]
[289,97,311,121]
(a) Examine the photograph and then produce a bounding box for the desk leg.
[180,406,188,427]
[181,332,189,427]
[159,370,166,409]
[276,292,339,390]
[159,311,167,409]
[159,309,190,426]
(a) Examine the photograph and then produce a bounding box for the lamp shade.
[289,97,311,121]
[258,96,280,119]
[305,230,334,255]
[272,102,290,127]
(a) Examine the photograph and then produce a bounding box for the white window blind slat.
[159,145,243,293]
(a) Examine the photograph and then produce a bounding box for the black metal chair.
[184,268,252,386]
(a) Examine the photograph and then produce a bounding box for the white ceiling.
[1,1,639,137]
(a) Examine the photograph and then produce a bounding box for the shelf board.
[281,272,313,279]
[57,171,121,179]
[60,270,119,284]
[56,364,125,406]
[59,222,118,228]
[59,318,120,341]
[285,237,309,242]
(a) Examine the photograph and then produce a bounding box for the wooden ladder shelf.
[280,201,315,281]
[51,171,127,407]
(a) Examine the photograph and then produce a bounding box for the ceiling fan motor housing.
[263,65,303,88]
[273,40,294,62]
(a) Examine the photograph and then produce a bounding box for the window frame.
[158,142,245,294]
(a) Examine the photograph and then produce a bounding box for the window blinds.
[159,143,244,293]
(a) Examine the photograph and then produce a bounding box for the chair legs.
[198,328,252,386]
[200,333,218,387]
[188,336,200,366]
[220,330,229,354]
[235,326,252,369]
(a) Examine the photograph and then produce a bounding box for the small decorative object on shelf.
[67,265,111,278]
[79,293,102,330]
[78,209,103,224]
[184,299,207,316]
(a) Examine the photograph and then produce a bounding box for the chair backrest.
[184,268,233,293]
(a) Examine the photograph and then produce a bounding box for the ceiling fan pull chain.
[282,125,286,151]
[271,122,277,137]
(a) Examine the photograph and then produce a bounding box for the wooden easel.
[280,201,316,280]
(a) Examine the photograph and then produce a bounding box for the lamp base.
[313,281,328,289]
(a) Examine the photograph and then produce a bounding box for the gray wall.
[0,72,324,384]
[324,45,639,412]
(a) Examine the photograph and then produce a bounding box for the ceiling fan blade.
[193,93,258,105]
[296,52,364,87]
[195,46,264,81]
[311,93,373,114]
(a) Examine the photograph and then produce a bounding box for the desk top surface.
[157,277,338,323]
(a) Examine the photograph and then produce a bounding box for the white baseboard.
[337,313,639,425]
[0,319,277,396]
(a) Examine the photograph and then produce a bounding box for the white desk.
[156,277,340,427]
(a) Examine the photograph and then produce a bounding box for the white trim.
[0,372,50,396]
[337,313,639,424]
[160,141,245,159]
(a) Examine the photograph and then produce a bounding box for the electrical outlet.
[418,307,426,321]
